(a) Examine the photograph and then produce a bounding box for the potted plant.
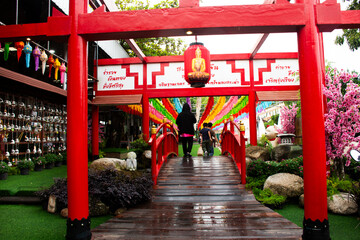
[0,161,10,180]
[55,154,63,167]
[33,156,45,171]
[45,154,56,169]
[17,159,34,175]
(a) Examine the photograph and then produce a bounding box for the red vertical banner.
[297,0,329,239]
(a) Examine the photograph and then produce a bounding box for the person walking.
[176,102,197,159]
[199,122,212,157]
[207,122,219,156]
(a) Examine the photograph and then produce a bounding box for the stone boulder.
[144,150,151,160]
[271,145,303,161]
[328,193,358,215]
[246,146,270,161]
[89,158,117,171]
[299,194,304,208]
[263,173,304,198]
[113,159,127,170]
[60,208,68,218]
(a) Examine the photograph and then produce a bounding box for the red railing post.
[151,125,157,184]
[162,117,168,160]
[240,121,246,184]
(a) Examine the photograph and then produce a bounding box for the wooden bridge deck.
[92,155,302,239]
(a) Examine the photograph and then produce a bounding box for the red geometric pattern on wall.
[226,60,247,86]
[149,63,170,89]
[121,65,140,89]
[256,59,276,85]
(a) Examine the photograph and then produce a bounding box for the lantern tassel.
[40,50,48,75]
[24,42,33,68]
[32,46,41,71]
[54,58,61,80]
[60,62,66,84]
[4,42,11,61]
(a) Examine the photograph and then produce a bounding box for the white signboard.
[253,59,299,86]
[97,64,143,91]
[97,59,299,91]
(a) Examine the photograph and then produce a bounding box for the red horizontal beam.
[316,2,360,31]
[96,52,298,65]
[78,4,306,41]
[0,16,71,42]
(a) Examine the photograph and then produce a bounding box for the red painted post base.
[302,218,330,240]
[66,217,91,240]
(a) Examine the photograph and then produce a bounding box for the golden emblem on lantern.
[184,42,211,88]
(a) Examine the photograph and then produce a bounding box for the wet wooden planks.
[92,155,302,239]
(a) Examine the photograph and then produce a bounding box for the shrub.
[252,188,287,209]
[55,154,63,162]
[247,157,304,179]
[45,154,57,164]
[0,161,10,174]
[17,159,34,170]
[36,168,153,214]
[33,156,45,166]
[327,177,352,197]
[245,176,266,190]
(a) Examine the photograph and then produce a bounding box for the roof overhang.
[256,90,300,101]
[91,94,142,106]
[0,66,67,96]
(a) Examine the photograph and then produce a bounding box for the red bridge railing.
[148,119,179,185]
[220,116,247,184]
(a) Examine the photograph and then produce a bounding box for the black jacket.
[176,103,196,136]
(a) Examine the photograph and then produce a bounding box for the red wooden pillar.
[297,0,330,239]
[142,92,150,141]
[150,125,157,184]
[249,90,257,146]
[92,105,99,160]
[66,0,91,239]
[240,121,246,184]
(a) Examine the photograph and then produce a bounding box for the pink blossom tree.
[278,102,298,134]
[323,67,360,179]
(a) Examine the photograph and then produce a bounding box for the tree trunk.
[334,157,345,180]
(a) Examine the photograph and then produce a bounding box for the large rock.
[60,208,68,218]
[264,173,304,198]
[271,145,303,161]
[246,146,270,161]
[328,193,358,215]
[47,195,56,213]
[90,158,127,171]
[90,158,117,171]
[299,194,304,208]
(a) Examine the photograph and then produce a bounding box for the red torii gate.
[1,0,360,239]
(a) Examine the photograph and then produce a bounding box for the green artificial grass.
[275,203,360,240]
[0,165,67,196]
[0,204,111,240]
[178,143,221,157]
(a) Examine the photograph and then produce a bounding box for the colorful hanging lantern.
[184,42,211,88]
[32,46,41,71]
[40,50,48,75]
[60,62,66,84]
[14,41,24,62]
[54,58,61,80]
[47,54,54,78]
[23,42,32,68]
[4,42,11,61]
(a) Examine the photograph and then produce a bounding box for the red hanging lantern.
[184,42,211,88]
